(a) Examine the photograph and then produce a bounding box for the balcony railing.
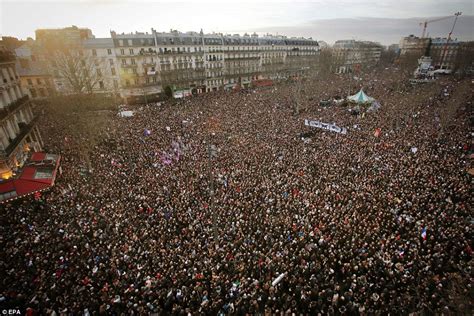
[160,51,204,56]
[0,95,29,121]
[161,68,195,73]
[225,56,260,61]
[0,116,38,158]
[121,64,138,68]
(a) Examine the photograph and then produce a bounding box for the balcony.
[161,68,195,74]
[224,56,260,61]
[142,62,157,67]
[121,63,138,68]
[139,49,157,56]
[224,71,260,79]
[0,95,29,121]
[0,116,38,158]
[161,51,204,56]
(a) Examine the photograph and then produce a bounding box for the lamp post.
[142,88,148,106]
[207,140,218,238]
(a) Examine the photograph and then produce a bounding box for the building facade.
[399,35,430,56]
[15,43,56,99]
[429,38,461,70]
[35,26,95,94]
[11,26,320,99]
[81,38,121,95]
[0,48,42,179]
[332,40,383,73]
[106,29,319,100]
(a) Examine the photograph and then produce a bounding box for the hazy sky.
[1,0,473,44]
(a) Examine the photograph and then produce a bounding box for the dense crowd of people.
[1,68,472,315]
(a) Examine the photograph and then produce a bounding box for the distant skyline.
[1,0,473,45]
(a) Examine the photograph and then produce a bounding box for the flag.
[374,128,381,137]
[421,227,427,240]
[34,191,42,200]
[144,129,151,136]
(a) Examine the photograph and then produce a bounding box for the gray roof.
[82,38,114,48]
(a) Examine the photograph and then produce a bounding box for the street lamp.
[207,140,218,238]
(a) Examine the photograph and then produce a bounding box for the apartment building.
[0,48,42,179]
[399,35,430,56]
[81,38,121,95]
[107,29,319,99]
[429,37,461,70]
[15,43,55,99]
[333,40,383,73]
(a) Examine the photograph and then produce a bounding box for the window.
[128,39,133,46]
[134,78,139,85]
[120,49,125,55]
[107,48,112,55]
[131,59,136,65]
[99,81,104,89]
[39,88,45,97]
[36,78,42,84]
[92,49,97,56]
[125,79,130,86]
[27,79,33,85]
[31,88,37,98]
[121,59,126,65]
[129,48,134,55]
[119,40,124,46]
[132,68,137,74]
[111,68,116,75]
[109,59,114,66]
[97,69,102,76]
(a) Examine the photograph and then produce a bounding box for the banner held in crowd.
[304,119,347,134]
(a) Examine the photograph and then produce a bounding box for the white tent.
[347,89,375,104]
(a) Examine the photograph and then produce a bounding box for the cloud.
[246,15,474,45]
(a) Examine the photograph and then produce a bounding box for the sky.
[1,0,473,45]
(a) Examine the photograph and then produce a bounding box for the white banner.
[304,119,347,134]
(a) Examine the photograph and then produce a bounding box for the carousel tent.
[347,89,375,104]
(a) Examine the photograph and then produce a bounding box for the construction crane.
[440,12,462,68]
[419,14,458,38]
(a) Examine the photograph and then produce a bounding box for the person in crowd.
[1,68,472,315]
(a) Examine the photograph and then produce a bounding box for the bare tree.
[396,52,420,91]
[379,48,398,67]
[318,48,336,77]
[53,51,102,94]
[398,52,420,77]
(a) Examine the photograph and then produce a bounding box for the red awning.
[0,153,61,203]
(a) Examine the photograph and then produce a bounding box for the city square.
[0,1,473,315]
